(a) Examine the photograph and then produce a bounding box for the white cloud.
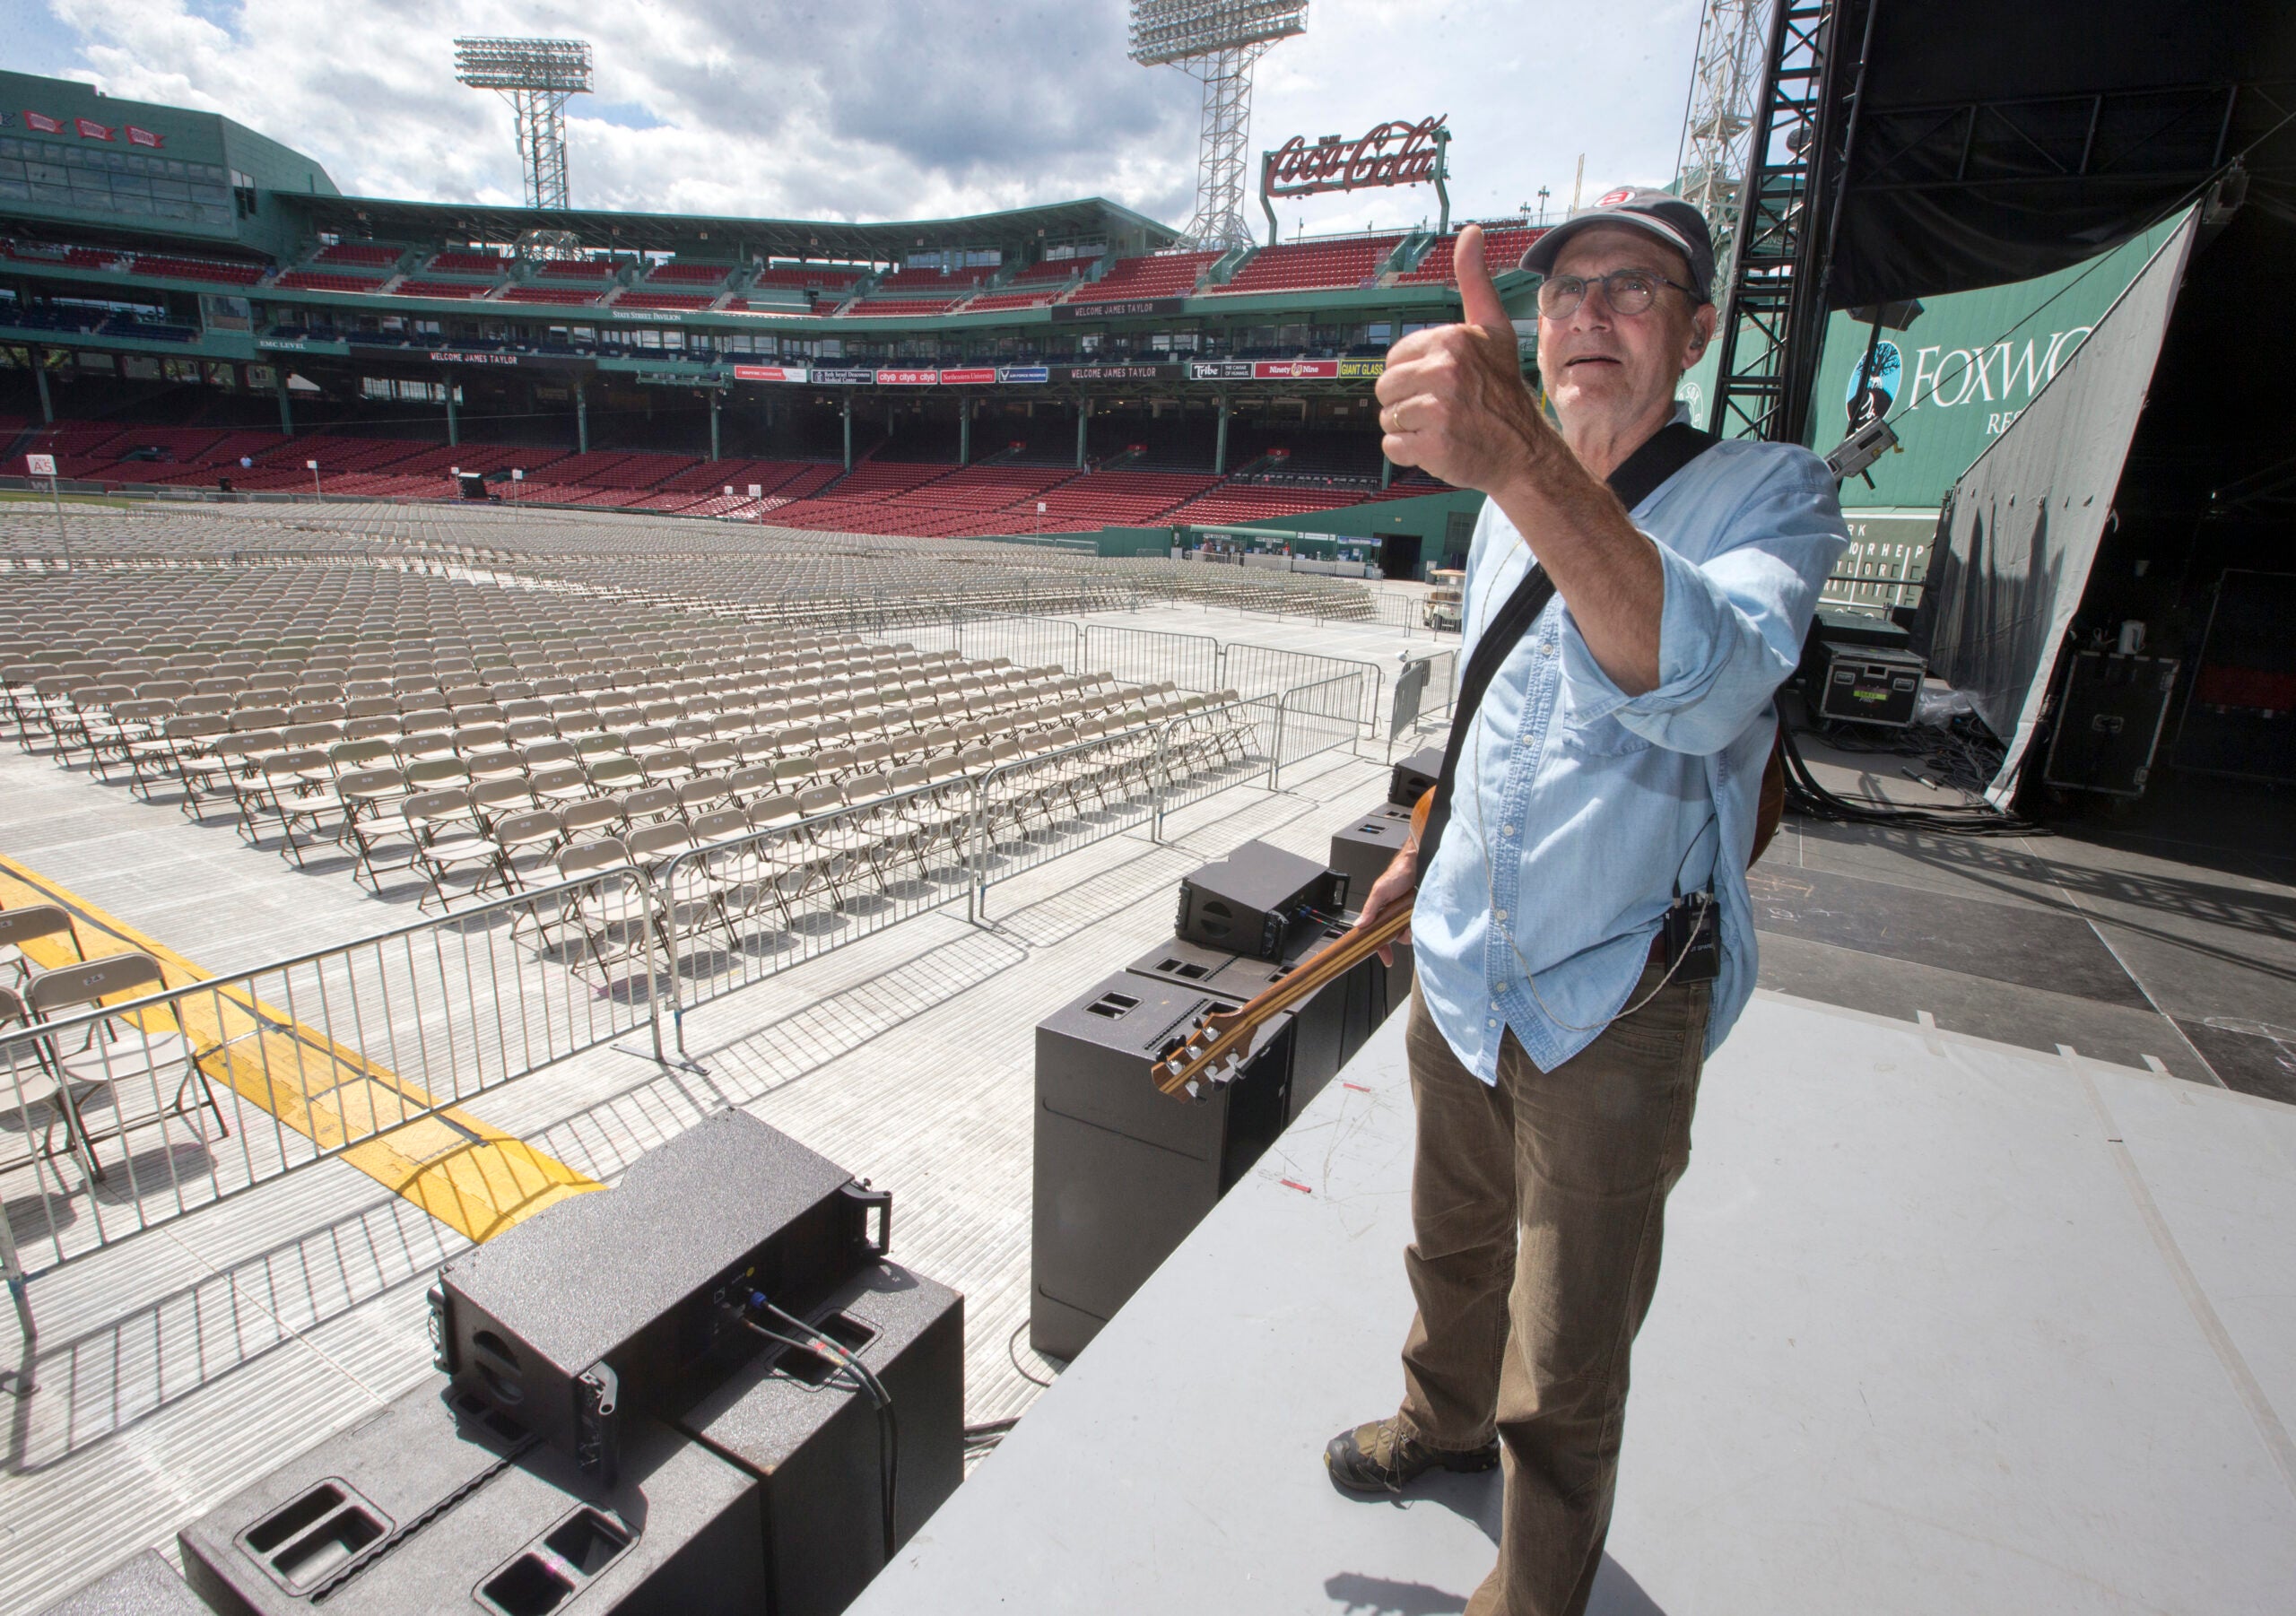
[37,0,1708,237]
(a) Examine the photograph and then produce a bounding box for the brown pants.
[1397,963,1709,1616]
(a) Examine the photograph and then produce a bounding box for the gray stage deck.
[856,995,2296,1615]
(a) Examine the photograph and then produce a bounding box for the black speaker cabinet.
[432,1110,886,1484]
[179,1379,766,1616]
[1032,971,1297,1359]
[37,1551,212,1616]
[1327,802,1413,901]
[1173,839,1347,961]
[1390,744,1446,807]
[674,1260,964,1616]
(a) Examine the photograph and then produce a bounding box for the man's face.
[1534,223,1717,430]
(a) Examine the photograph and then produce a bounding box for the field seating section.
[392,279,493,300]
[501,285,601,306]
[5,240,123,270]
[869,266,990,298]
[643,262,732,285]
[1009,259,1085,283]
[272,270,391,292]
[535,259,620,281]
[844,298,964,317]
[1212,235,1403,295]
[962,291,1058,312]
[125,253,267,284]
[1065,250,1216,303]
[751,265,870,290]
[1395,225,1547,285]
[314,243,402,267]
[424,251,511,274]
[616,291,715,311]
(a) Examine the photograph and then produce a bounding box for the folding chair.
[24,952,229,1183]
[0,904,84,993]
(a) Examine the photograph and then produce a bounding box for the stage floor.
[856,993,2296,1615]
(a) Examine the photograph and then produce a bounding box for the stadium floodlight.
[1129,1,1309,252]
[453,36,594,213]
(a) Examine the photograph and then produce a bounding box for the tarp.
[1921,208,2199,804]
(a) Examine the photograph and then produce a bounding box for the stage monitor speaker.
[1327,801,1413,901]
[431,1109,890,1484]
[37,1550,212,1616]
[1390,744,1446,807]
[179,1380,765,1616]
[1032,970,1296,1359]
[674,1261,964,1616]
[1174,839,1346,961]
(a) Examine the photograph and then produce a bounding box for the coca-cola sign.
[1264,116,1447,199]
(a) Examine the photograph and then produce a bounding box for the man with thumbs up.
[1326,193,1848,1616]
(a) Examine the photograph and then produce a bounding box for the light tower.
[1129,0,1309,252]
[1674,0,1770,303]
[453,36,595,213]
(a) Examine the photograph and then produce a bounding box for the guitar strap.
[1415,420,1717,882]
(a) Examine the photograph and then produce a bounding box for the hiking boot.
[1325,1417,1500,1494]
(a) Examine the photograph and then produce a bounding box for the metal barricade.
[1222,641,1386,734]
[1084,622,1222,693]
[642,778,978,1056]
[1271,672,1373,787]
[0,863,664,1332]
[953,613,1086,674]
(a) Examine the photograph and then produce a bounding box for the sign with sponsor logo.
[997,365,1049,384]
[938,367,997,385]
[74,117,113,142]
[126,126,163,149]
[1337,356,1387,379]
[812,366,878,386]
[1253,359,1339,380]
[1052,296,1185,322]
[1264,115,1448,199]
[23,110,64,135]
[1061,362,1180,382]
[875,368,939,386]
[1188,361,1254,382]
[732,364,809,383]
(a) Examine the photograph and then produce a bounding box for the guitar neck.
[1155,906,1413,1096]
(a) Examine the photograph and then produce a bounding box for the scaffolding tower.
[453,36,595,213]
[1129,1,1309,252]
[1674,0,1771,304]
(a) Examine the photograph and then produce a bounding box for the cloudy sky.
[9,0,1706,237]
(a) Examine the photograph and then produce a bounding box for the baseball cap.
[1520,186,1716,304]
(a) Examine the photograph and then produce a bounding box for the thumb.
[1455,222,1512,335]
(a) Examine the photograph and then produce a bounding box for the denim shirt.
[1414,427,1849,1081]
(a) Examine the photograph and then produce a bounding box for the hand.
[1347,845,1418,968]
[1376,223,1554,494]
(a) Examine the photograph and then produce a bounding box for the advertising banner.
[1053,297,1185,322]
[1265,117,1448,199]
[1188,361,1254,382]
[996,365,1050,384]
[732,364,809,383]
[126,126,163,149]
[1060,362,1181,382]
[1337,357,1387,379]
[23,111,65,135]
[1253,359,1340,380]
[875,368,940,386]
[937,367,997,385]
[74,117,113,141]
[812,366,878,386]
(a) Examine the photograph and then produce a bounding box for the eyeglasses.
[1536,269,1700,318]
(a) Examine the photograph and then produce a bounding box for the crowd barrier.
[0,692,1357,1342]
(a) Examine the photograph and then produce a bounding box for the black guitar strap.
[1414,421,1717,879]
